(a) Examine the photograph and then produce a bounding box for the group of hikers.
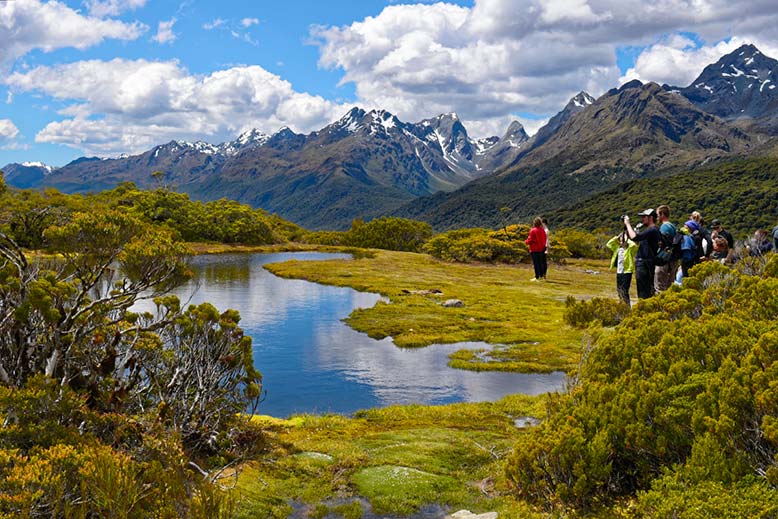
[606,205,777,306]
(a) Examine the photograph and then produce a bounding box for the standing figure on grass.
[624,208,661,299]
[525,217,548,281]
[606,224,638,307]
[541,217,550,280]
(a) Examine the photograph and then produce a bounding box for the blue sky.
[2,0,778,167]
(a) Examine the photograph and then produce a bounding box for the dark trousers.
[540,251,548,278]
[616,273,632,306]
[635,259,655,299]
[681,258,696,278]
[531,252,544,279]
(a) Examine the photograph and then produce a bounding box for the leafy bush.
[507,256,778,511]
[563,296,630,327]
[344,217,433,252]
[303,230,348,246]
[554,228,609,259]
[635,472,778,518]
[424,226,529,263]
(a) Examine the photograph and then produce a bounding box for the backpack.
[655,229,683,266]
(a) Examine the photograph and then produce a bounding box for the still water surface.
[167,252,566,417]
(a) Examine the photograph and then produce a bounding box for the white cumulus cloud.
[6,59,351,156]
[0,118,20,141]
[0,0,146,67]
[621,35,778,87]
[152,18,177,44]
[241,17,259,28]
[312,0,778,136]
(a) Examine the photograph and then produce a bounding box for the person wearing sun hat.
[624,208,661,299]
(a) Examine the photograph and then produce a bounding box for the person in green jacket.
[606,228,638,306]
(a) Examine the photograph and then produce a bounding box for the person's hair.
[691,211,702,223]
[533,217,543,228]
[619,231,629,246]
[541,217,549,225]
[657,205,670,219]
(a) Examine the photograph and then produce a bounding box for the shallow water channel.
[164,252,566,417]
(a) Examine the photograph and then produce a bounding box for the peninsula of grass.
[264,249,618,373]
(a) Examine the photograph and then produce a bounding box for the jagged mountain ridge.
[675,43,778,133]
[2,108,528,229]
[6,44,778,232]
[395,78,761,230]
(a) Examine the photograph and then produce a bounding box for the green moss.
[236,398,549,517]
[351,465,458,515]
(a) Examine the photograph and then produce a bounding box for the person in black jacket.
[624,208,661,300]
[710,219,733,250]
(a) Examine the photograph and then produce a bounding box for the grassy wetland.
[232,250,620,517]
[265,249,617,373]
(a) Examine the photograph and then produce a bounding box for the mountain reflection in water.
[154,252,566,417]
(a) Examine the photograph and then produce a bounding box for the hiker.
[606,227,638,306]
[541,217,550,279]
[624,208,661,299]
[747,229,774,257]
[677,220,701,283]
[525,217,547,281]
[654,205,678,294]
[711,235,731,264]
[691,211,712,258]
[710,219,734,250]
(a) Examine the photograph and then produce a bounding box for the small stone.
[514,416,541,428]
[447,511,498,519]
[443,299,464,307]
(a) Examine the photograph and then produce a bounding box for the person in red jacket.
[525,217,548,281]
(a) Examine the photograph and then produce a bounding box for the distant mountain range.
[394,44,778,229]
[3,108,530,229]
[4,44,778,231]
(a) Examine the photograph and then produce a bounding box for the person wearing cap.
[624,208,661,299]
[710,219,733,250]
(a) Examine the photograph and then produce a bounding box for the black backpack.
[656,229,683,266]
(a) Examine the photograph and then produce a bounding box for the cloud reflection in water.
[151,252,566,417]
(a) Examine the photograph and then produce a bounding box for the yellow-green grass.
[235,395,549,518]
[265,250,619,373]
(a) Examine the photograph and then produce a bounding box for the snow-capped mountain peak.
[236,128,270,146]
[678,43,778,121]
[571,91,595,107]
[21,161,54,173]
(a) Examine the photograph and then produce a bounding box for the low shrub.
[507,263,778,511]
[563,296,630,328]
[424,226,529,263]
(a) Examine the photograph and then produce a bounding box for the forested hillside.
[547,157,778,237]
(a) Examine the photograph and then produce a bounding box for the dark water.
[157,252,566,417]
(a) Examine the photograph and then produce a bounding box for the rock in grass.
[443,299,464,307]
[447,511,498,519]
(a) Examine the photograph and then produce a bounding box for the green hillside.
[548,157,778,237]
